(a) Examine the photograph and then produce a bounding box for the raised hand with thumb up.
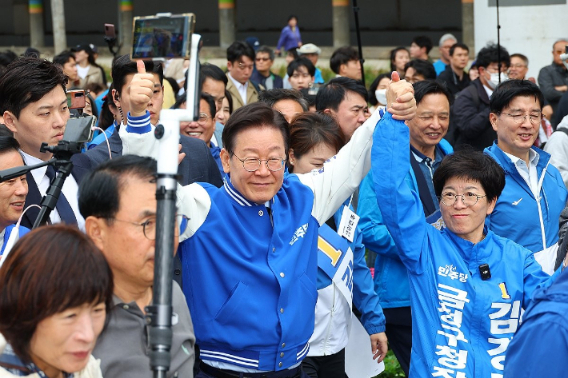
[386,71,417,121]
[127,60,158,118]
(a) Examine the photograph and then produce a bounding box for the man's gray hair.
[439,33,457,47]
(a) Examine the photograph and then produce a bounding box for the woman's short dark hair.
[490,79,544,114]
[433,150,505,203]
[288,112,345,172]
[222,102,290,157]
[0,225,114,363]
[389,47,409,72]
[0,57,67,118]
[287,57,315,78]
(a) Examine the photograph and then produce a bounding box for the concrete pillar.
[332,0,350,48]
[29,0,44,47]
[219,0,236,49]
[50,0,66,54]
[118,0,133,56]
[462,0,474,54]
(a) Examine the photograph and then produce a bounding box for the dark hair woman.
[0,225,113,378]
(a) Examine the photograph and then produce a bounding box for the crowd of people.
[0,21,566,378]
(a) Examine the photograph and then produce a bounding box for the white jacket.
[0,334,103,378]
[544,115,568,188]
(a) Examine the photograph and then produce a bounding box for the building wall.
[474,0,568,80]
[0,0,462,50]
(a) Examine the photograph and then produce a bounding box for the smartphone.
[63,115,96,144]
[67,90,86,109]
[131,13,195,59]
[105,23,116,39]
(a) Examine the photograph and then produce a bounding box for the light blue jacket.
[372,113,551,378]
[484,142,568,253]
[358,139,453,308]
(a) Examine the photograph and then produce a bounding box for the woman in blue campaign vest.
[372,108,554,378]
[288,113,387,378]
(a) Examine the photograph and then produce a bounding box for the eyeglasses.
[439,192,486,207]
[509,64,527,69]
[197,112,211,125]
[109,214,189,240]
[291,73,311,79]
[500,112,542,125]
[232,153,285,172]
[256,57,271,62]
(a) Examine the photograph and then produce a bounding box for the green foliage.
[374,350,405,378]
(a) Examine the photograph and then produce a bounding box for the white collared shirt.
[227,73,249,105]
[21,150,85,230]
[483,84,493,99]
[504,149,540,198]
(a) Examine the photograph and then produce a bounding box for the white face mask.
[375,89,387,106]
[487,72,508,89]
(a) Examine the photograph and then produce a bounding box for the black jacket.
[436,65,471,97]
[450,79,495,151]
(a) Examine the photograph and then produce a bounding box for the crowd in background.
[0,13,567,378]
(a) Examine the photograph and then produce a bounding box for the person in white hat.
[298,43,324,84]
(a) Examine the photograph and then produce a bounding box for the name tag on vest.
[318,224,354,307]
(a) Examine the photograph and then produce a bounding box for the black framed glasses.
[232,153,286,172]
[439,192,486,207]
[109,214,189,240]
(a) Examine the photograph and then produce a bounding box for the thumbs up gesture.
[127,60,157,118]
[386,71,417,120]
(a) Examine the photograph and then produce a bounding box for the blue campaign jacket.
[358,139,453,309]
[484,142,568,253]
[372,113,551,378]
[504,268,568,378]
[0,224,29,256]
[179,176,318,371]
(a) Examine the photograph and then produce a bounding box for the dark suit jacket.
[21,168,82,229]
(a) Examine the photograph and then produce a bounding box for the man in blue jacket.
[0,135,29,257]
[358,80,454,376]
[484,80,568,274]
[120,63,417,377]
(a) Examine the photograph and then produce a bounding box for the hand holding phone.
[128,60,156,118]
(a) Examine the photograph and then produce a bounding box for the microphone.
[479,264,491,280]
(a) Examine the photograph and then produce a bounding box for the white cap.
[298,43,321,55]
